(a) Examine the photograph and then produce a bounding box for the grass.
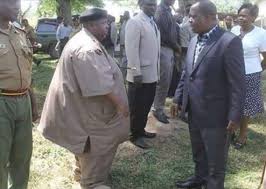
[28,54,266,189]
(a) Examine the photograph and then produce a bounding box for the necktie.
[150,19,158,36]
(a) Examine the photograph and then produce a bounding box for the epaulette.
[11,22,26,34]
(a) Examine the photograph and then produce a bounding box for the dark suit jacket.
[174,27,245,128]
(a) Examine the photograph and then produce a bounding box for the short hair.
[22,19,28,23]
[238,3,259,18]
[196,1,217,17]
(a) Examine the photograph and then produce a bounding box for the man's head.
[138,0,157,17]
[57,16,64,24]
[80,8,109,42]
[123,11,130,20]
[0,0,20,22]
[21,19,29,27]
[72,16,80,27]
[224,15,233,28]
[162,0,175,7]
[189,1,217,34]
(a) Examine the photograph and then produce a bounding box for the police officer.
[0,0,33,189]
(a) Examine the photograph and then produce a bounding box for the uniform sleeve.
[259,30,266,52]
[73,51,114,97]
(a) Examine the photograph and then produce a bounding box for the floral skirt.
[244,72,264,117]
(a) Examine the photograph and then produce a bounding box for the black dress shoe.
[162,112,170,119]
[142,131,156,138]
[130,137,151,149]
[153,111,169,124]
[176,177,205,188]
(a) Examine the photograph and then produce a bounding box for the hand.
[227,120,239,134]
[117,103,129,117]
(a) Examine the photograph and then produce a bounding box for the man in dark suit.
[173,1,245,189]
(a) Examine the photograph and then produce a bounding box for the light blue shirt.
[56,24,72,41]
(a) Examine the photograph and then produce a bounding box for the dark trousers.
[128,82,157,139]
[188,110,231,189]
[59,37,69,56]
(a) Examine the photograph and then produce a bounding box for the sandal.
[234,137,247,150]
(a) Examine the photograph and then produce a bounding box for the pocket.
[0,98,9,117]
[141,59,152,67]
[21,47,33,62]
[0,48,9,57]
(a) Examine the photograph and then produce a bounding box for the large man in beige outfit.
[38,8,130,189]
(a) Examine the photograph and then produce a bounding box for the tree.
[38,0,104,23]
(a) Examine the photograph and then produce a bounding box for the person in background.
[70,15,81,38]
[224,15,234,31]
[125,0,160,149]
[0,0,33,188]
[173,1,245,188]
[102,15,117,57]
[119,11,130,79]
[38,8,129,189]
[56,17,72,56]
[179,4,196,56]
[168,11,182,98]
[231,3,266,149]
[21,19,36,46]
[153,0,180,124]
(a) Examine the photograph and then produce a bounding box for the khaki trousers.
[75,144,118,189]
[0,94,32,189]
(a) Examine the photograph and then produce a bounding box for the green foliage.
[38,0,104,17]
[113,0,138,9]
[210,0,252,13]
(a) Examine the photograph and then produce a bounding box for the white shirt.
[231,25,266,74]
[56,24,73,41]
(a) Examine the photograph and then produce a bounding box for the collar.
[0,23,20,35]
[139,10,153,22]
[198,25,218,41]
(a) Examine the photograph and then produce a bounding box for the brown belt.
[0,88,29,96]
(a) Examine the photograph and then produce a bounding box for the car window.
[37,23,58,32]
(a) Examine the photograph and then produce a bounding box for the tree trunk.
[56,0,72,24]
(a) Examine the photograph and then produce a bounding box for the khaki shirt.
[38,28,130,154]
[0,24,32,90]
[24,25,36,45]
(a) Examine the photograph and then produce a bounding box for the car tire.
[49,43,59,59]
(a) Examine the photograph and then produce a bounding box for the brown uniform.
[24,25,36,45]
[38,28,130,189]
[0,23,33,189]
[0,24,32,90]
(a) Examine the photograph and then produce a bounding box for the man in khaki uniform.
[21,18,36,45]
[38,8,130,189]
[0,0,33,189]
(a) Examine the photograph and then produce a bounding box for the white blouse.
[231,25,266,74]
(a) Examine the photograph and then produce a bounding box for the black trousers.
[59,37,69,56]
[188,110,231,189]
[128,82,157,139]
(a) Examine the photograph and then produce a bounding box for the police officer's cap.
[80,8,108,23]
